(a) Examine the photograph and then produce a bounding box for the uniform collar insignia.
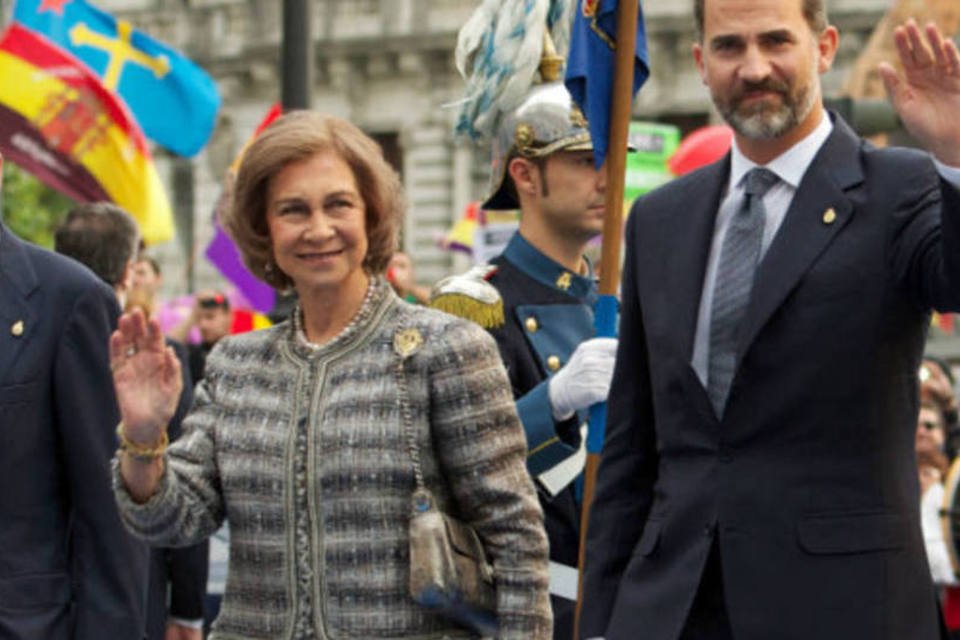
[502,233,597,302]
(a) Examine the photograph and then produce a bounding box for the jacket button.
[547,356,561,372]
[525,317,539,332]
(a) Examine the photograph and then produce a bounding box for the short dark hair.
[504,154,550,205]
[694,0,828,41]
[54,202,140,287]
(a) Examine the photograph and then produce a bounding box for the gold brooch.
[394,328,424,358]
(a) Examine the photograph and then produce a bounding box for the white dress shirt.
[691,114,833,386]
[921,482,957,586]
[690,118,960,387]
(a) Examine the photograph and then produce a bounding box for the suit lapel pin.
[555,272,572,291]
[11,320,24,337]
[822,208,837,225]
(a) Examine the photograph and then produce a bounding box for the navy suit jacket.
[581,116,960,640]
[0,225,148,639]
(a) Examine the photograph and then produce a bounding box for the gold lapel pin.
[11,320,24,337]
[555,272,572,291]
[822,208,837,225]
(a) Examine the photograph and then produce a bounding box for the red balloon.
[667,125,734,176]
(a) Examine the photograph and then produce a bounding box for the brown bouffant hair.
[226,111,404,291]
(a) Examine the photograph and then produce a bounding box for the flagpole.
[274,0,313,321]
[573,1,640,637]
[281,0,313,111]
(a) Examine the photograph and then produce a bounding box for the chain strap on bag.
[393,327,498,636]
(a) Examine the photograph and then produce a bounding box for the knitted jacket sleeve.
[112,358,227,548]
[426,317,553,639]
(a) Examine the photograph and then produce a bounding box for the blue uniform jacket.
[487,233,600,640]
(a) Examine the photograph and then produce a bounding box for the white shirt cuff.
[168,616,204,629]
[933,158,960,188]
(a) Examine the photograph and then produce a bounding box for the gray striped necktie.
[707,167,779,417]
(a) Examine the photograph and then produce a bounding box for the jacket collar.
[0,222,40,301]
[0,223,41,386]
[737,113,863,356]
[653,113,863,423]
[502,232,597,304]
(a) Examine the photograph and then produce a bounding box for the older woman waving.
[110,111,551,639]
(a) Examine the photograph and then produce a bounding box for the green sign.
[624,121,680,202]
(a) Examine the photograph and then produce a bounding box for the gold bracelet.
[116,422,168,461]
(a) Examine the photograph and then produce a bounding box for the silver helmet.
[482,81,592,211]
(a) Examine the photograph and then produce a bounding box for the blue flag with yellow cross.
[13,0,220,157]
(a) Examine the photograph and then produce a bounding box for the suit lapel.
[0,225,40,386]
[668,157,730,362]
[737,118,865,358]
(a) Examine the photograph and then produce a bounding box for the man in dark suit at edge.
[581,1,960,638]
[0,152,149,638]
[54,203,205,640]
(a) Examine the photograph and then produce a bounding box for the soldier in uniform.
[431,79,617,639]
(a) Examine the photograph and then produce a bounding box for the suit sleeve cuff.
[168,616,204,629]
[933,158,960,188]
[517,381,578,476]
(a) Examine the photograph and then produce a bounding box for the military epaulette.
[428,265,505,329]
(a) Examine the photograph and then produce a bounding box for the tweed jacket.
[115,280,551,640]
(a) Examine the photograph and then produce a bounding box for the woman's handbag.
[394,328,498,636]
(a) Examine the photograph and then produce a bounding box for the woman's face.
[266,150,368,297]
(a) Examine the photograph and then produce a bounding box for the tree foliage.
[1,161,75,248]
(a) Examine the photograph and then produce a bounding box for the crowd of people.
[4,0,960,638]
[917,357,960,637]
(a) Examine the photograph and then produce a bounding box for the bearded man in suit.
[581,1,960,638]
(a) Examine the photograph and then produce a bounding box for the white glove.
[548,337,618,421]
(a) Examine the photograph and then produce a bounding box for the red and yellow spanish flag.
[0,24,173,244]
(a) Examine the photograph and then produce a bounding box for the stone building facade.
[2,0,893,295]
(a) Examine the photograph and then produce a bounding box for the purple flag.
[204,221,275,313]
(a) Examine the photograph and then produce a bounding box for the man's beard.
[716,67,818,140]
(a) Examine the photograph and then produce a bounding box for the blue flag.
[14,0,220,157]
[564,0,649,169]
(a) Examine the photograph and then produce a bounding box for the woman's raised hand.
[109,308,183,445]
